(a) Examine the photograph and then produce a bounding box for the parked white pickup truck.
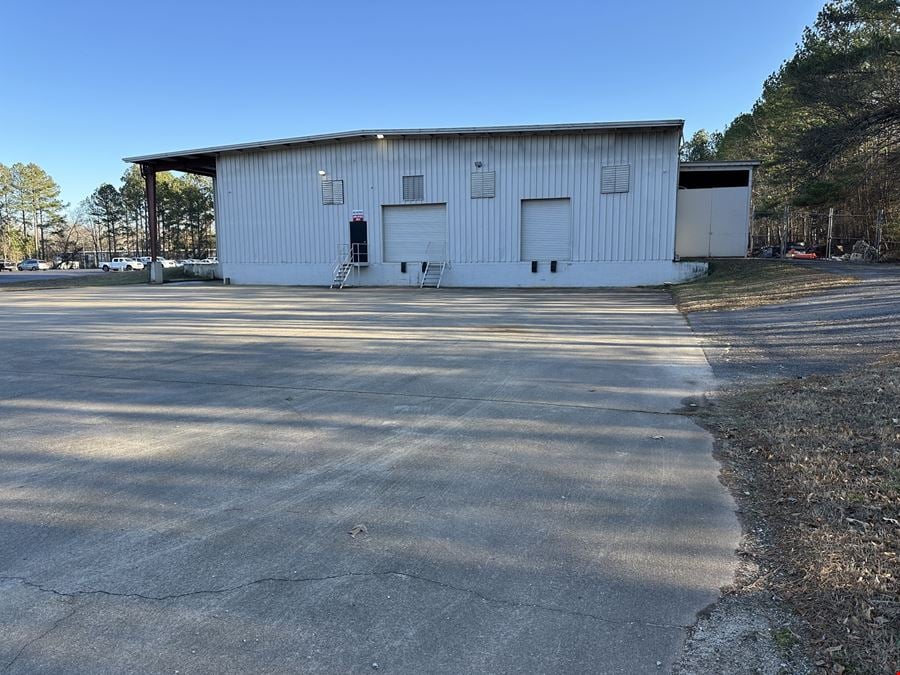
[101,257,145,272]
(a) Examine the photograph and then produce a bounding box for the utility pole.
[781,205,790,258]
[874,209,884,253]
[826,207,834,259]
[39,209,45,261]
[32,211,38,258]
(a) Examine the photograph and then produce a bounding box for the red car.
[786,248,817,260]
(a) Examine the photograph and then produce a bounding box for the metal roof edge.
[123,120,685,163]
[680,160,761,169]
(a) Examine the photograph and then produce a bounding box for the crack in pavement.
[3,601,78,673]
[1,572,687,631]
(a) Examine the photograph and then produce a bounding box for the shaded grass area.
[672,259,858,313]
[0,267,194,291]
[698,356,900,673]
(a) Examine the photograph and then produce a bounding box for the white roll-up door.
[521,198,571,261]
[382,204,447,262]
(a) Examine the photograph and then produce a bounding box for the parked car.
[101,257,145,272]
[17,259,52,271]
[53,259,80,269]
[0,259,15,271]
[753,246,781,258]
[199,257,218,264]
[137,256,178,268]
[785,247,817,260]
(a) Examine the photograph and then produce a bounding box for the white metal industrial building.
[126,121,753,288]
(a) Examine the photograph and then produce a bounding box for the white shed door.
[676,187,749,257]
[709,187,750,257]
[675,189,713,257]
[382,204,447,262]
[521,198,571,261]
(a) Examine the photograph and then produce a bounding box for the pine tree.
[120,165,147,256]
[0,163,13,260]
[9,162,65,258]
[88,184,125,256]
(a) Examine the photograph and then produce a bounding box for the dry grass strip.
[672,260,858,313]
[699,355,900,673]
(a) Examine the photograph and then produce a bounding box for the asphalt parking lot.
[688,262,900,384]
[0,286,738,673]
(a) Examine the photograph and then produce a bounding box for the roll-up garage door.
[521,198,571,261]
[382,204,447,262]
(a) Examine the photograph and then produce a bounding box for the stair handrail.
[332,244,351,276]
[331,244,354,288]
[349,242,367,263]
[424,241,447,263]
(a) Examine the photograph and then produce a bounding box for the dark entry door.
[350,221,368,263]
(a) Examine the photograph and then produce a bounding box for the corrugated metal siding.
[521,198,571,261]
[382,204,447,262]
[216,129,680,266]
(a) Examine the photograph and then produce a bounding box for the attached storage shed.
[675,161,759,258]
[125,121,720,288]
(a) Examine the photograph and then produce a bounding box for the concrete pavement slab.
[0,286,738,673]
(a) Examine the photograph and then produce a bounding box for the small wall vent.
[470,171,496,199]
[321,179,344,205]
[402,175,424,201]
[600,165,631,194]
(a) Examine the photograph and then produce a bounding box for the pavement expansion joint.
[1,573,687,631]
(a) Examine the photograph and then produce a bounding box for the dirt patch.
[685,356,900,674]
[671,260,858,313]
[676,585,811,675]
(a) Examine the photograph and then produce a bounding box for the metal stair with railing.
[420,261,446,288]
[330,260,353,289]
[330,243,366,289]
[419,242,447,289]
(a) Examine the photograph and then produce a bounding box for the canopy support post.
[141,164,163,283]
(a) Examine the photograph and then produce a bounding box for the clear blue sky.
[1,0,823,208]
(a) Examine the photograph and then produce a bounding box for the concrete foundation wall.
[184,263,222,279]
[222,260,707,288]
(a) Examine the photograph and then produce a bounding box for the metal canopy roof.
[680,160,760,171]
[123,120,685,176]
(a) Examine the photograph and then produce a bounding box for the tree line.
[0,163,65,261]
[0,163,215,264]
[80,167,216,263]
[682,0,898,245]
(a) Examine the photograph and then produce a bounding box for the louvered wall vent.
[402,175,424,201]
[321,179,344,205]
[600,165,631,194]
[470,171,496,199]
